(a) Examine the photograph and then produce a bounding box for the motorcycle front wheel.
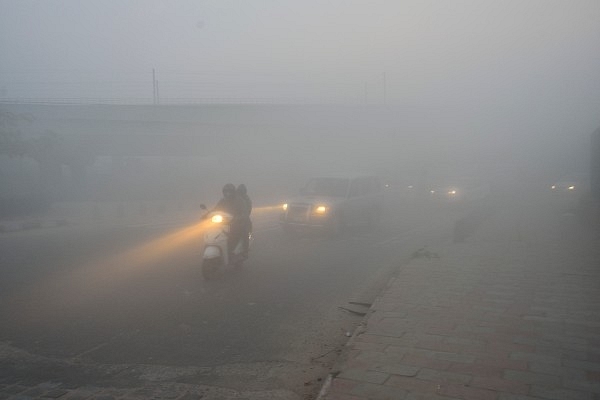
[201,258,220,280]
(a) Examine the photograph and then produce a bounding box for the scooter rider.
[213,183,245,259]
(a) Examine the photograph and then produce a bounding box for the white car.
[280,175,384,235]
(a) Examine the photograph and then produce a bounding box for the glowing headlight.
[430,190,436,194]
[314,205,328,214]
[282,203,288,211]
[211,214,224,223]
[448,190,457,195]
[568,185,575,190]
[551,185,556,189]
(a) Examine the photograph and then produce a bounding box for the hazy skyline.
[1,0,600,171]
[1,1,599,105]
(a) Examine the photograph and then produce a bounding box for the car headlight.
[448,190,457,195]
[211,214,224,223]
[314,205,328,214]
[551,185,556,189]
[282,203,288,211]
[568,185,575,190]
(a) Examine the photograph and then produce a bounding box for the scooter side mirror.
[200,204,207,210]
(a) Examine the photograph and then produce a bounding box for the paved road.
[0,193,474,399]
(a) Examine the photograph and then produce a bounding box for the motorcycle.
[200,204,250,280]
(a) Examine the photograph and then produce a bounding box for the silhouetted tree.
[26,129,67,201]
[0,110,31,156]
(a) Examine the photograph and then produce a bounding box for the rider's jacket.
[214,195,245,220]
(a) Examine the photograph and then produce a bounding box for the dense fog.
[1,1,599,214]
[2,4,600,398]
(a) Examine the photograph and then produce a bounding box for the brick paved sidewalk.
[321,200,600,400]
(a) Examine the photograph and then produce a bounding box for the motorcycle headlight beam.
[314,205,328,214]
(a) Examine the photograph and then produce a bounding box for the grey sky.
[0,1,598,98]
[1,1,600,145]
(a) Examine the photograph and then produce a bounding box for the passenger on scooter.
[214,183,244,216]
[213,183,245,259]
[236,184,252,257]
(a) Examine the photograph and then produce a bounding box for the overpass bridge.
[1,103,410,204]
[0,103,402,157]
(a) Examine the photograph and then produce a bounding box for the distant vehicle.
[427,178,491,203]
[550,180,579,193]
[427,184,462,201]
[280,175,384,235]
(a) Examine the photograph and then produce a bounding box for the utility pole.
[156,80,160,104]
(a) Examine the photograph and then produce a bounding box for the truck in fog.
[592,127,600,201]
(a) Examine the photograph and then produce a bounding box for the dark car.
[280,175,384,235]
